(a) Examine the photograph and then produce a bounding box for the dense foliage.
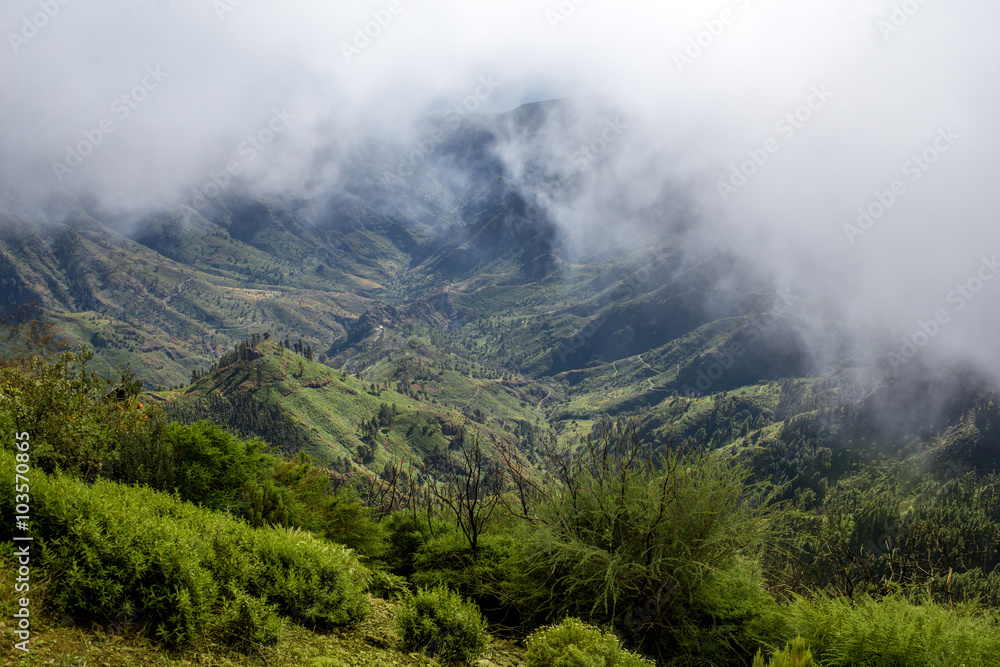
[785,594,1000,667]
[753,637,814,667]
[395,585,491,663]
[524,618,654,667]
[515,421,784,663]
[0,450,369,649]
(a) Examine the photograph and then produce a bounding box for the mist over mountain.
[5,0,1000,389]
[2,0,1000,464]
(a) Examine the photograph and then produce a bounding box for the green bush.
[215,592,283,654]
[411,530,528,621]
[518,421,783,664]
[753,637,814,667]
[525,618,654,667]
[0,450,369,648]
[396,586,490,663]
[368,569,410,600]
[270,455,387,559]
[786,593,1000,667]
[164,420,274,512]
[383,512,528,624]
[382,511,454,577]
[0,349,150,479]
[104,408,173,491]
[667,558,789,664]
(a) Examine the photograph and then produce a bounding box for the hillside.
[155,336,551,479]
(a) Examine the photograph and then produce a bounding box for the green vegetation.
[753,637,814,667]
[524,618,654,667]
[395,586,490,663]
[786,594,1000,667]
[514,421,783,663]
[0,449,369,650]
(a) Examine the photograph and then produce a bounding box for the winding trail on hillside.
[638,354,661,391]
[536,387,554,411]
[162,276,195,309]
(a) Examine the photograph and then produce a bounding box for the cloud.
[3,0,1000,374]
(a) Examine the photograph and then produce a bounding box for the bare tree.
[432,428,503,554]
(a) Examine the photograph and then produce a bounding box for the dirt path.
[162,276,195,310]
[638,354,661,391]
[537,387,554,411]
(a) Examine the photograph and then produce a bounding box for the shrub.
[103,408,173,491]
[525,617,654,667]
[382,511,454,577]
[215,592,282,654]
[786,593,1000,667]
[164,420,274,512]
[396,586,490,663]
[0,349,150,479]
[368,570,410,600]
[411,530,528,623]
[0,450,369,648]
[753,637,814,667]
[517,420,782,664]
[270,455,387,559]
[249,526,369,628]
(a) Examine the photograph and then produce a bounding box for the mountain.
[2,98,998,478]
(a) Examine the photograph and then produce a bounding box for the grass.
[0,596,526,667]
[786,593,1000,667]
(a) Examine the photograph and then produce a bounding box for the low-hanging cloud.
[3,0,1000,376]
